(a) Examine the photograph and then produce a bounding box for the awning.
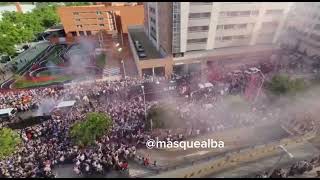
[55,100,76,109]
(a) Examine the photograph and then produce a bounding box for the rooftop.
[128,26,162,61]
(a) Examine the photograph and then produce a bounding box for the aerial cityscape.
[0,2,320,178]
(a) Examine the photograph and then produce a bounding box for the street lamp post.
[267,145,294,177]
[121,59,126,78]
[141,85,151,131]
[254,69,266,103]
[116,44,127,80]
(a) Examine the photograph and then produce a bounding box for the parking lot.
[128,28,162,61]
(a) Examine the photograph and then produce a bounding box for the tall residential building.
[134,2,293,77]
[280,2,320,56]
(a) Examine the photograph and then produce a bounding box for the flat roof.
[128,27,162,60]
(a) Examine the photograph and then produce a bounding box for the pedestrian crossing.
[103,67,121,77]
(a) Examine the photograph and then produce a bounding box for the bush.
[146,104,182,130]
[70,112,112,147]
[266,74,306,96]
[0,128,21,159]
[96,53,106,69]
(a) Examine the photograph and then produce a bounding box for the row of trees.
[0,112,112,160]
[0,5,60,56]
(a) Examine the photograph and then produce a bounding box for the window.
[224,24,235,29]
[190,2,212,5]
[251,10,259,16]
[79,31,85,36]
[188,26,209,32]
[215,36,222,41]
[86,31,92,36]
[220,11,252,17]
[237,24,247,29]
[217,25,223,30]
[73,12,79,15]
[187,38,207,43]
[233,35,249,39]
[239,11,251,16]
[314,24,320,30]
[75,19,80,22]
[70,31,77,37]
[150,17,156,24]
[262,21,279,28]
[149,7,155,14]
[98,18,104,21]
[189,12,211,19]
[222,36,232,41]
[99,24,104,27]
[77,25,83,28]
[265,9,284,15]
[96,11,102,15]
[310,33,320,42]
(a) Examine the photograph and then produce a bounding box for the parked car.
[138,52,147,58]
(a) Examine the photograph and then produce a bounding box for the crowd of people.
[255,155,320,178]
[0,49,319,178]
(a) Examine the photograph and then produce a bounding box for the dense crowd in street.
[0,49,319,178]
[255,155,320,178]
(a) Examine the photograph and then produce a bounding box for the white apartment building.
[142,2,293,75]
[146,2,293,55]
[281,2,320,56]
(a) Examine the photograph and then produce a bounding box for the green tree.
[64,2,91,6]
[96,53,106,69]
[146,104,182,130]
[0,128,21,159]
[0,5,60,56]
[70,112,112,147]
[266,74,306,96]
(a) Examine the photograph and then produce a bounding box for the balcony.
[214,39,250,48]
[188,18,211,26]
[187,31,208,39]
[186,43,207,51]
[189,4,212,13]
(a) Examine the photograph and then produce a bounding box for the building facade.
[58,4,144,37]
[57,5,118,37]
[138,2,293,77]
[280,2,320,56]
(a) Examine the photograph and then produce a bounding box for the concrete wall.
[157,2,173,56]
[105,5,144,33]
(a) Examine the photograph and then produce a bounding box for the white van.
[0,108,17,121]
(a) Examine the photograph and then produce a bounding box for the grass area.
[13,75,72,89]
[96,53,106,69]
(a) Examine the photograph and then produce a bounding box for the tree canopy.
[146,104,183,130]
[266,74,306,96]
[70,112,113,147]
[0,5,60,56]
[0,128,21,159]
